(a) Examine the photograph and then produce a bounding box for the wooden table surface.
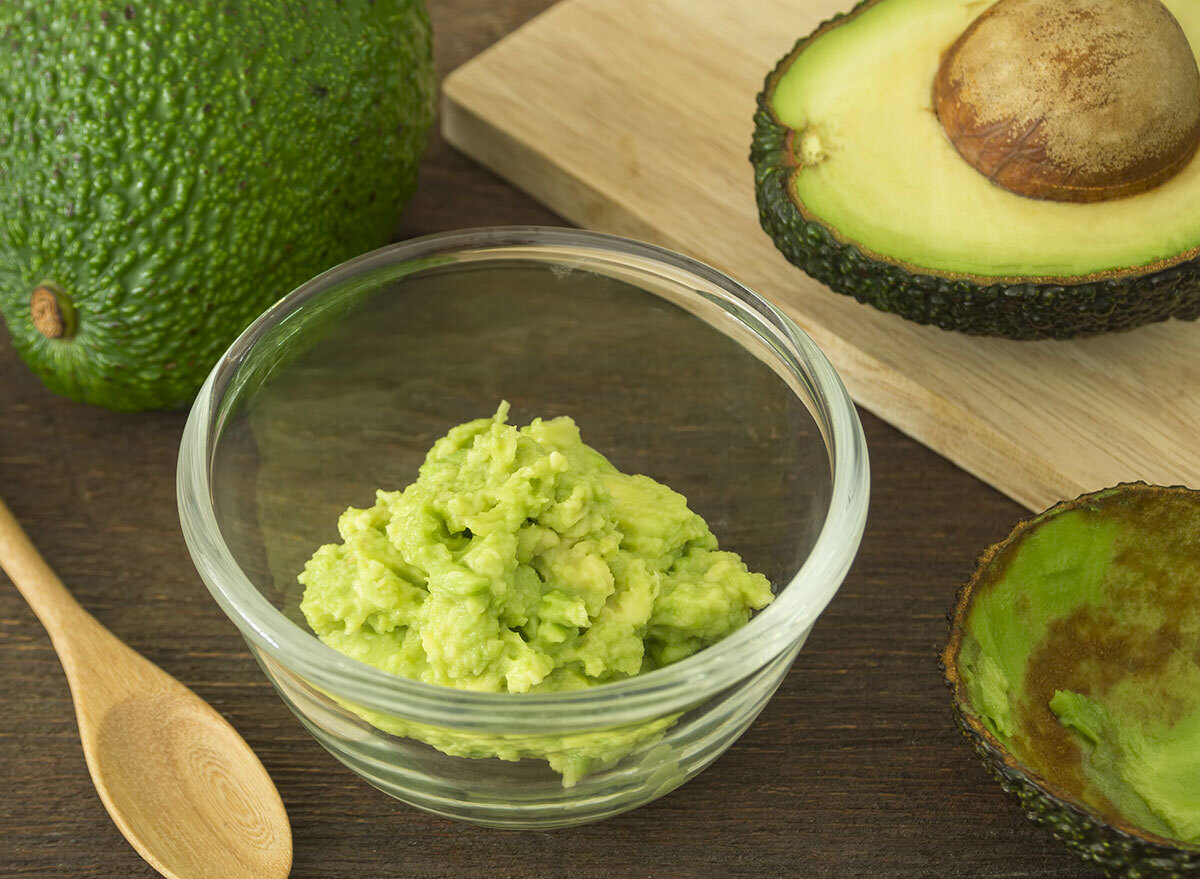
[0,2,1100,877]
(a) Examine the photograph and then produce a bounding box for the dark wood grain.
[0,2,1099,877]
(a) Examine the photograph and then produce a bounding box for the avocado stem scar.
[790,127,826,169]
[30,283,75,340]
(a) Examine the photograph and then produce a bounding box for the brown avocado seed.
[934,0,1200,202]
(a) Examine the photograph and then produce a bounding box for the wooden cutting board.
[441,0,1200,512]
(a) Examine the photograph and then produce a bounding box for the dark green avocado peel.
[944,483,1200,877]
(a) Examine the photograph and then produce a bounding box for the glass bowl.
[177,227,869,829]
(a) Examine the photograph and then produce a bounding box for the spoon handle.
[0,494,85,642]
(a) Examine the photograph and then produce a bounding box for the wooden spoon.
[0,496,292,879]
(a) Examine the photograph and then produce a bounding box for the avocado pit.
[934,0,1200,202]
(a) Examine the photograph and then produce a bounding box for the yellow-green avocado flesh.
[951,484,1200,855]
[752,0,1200,338]
[298,403,774,782]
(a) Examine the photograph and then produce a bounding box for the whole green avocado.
[0,0,435,411]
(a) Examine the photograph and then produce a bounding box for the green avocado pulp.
[770,0,1200,278]
[299,403,774,782]
[959,488,1200,844]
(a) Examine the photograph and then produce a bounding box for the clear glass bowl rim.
[177,226,870,731]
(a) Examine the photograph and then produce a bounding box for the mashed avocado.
[298,402,774,781]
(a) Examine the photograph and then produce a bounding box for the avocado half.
[942,483,1200,876]
[751,0,1200,340]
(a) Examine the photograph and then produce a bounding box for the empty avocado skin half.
[943,483,1200,877]
[751,0,1200,340]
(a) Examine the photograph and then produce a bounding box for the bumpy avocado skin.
[750,10,1200,341]
[943,485,1200,878]
[0,1,435,411]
